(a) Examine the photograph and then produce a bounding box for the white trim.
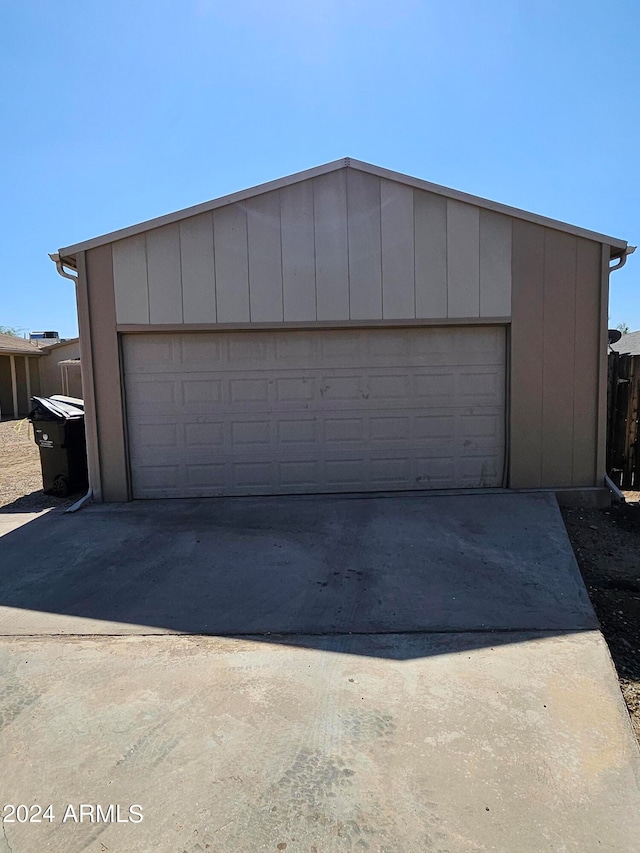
[59,159,627,258]
[116,316,511,334]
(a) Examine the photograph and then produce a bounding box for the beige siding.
[113,234,148,324]
[572,239,601,486]
[246,191,283,322]
[347,169,382,320]
[281,181,316,321]
[314,170,350,321]
[447,201,480,317]
[213,204,250,323]
[86,245,129,501]
[596,245,610,481]
[180,214,216,323]
[414,191,447,317]
[510,223,603,489]
[382,180,415,319]
[111,169,512,327]
[510,221,544,488]
[38,339,81,397]
[480,211,512,317]
[62,363,83,399]
[541,230,576,487]
[147,224,182,324]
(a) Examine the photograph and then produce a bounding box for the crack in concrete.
[2,821,13,853]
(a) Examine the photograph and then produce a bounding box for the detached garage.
[52,159,630,502]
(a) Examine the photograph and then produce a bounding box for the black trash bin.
[28,396,88,497]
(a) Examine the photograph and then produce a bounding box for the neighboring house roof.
[0,333,42,356]
[610,330,640,356]
[39,337,79,352]
[58,158,628,261]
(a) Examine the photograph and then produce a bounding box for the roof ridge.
[58,159,628,259]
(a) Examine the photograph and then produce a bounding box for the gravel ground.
[0,418,77,511]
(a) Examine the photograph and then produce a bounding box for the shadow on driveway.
[0,492,597,657]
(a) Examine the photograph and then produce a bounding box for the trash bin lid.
[29,396,84,420]
[50,394,84,411]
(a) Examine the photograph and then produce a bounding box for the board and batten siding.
[111,170,512,326]
[510,222,603,490]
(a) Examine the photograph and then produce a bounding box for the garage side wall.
[510,221,604,488]
[84,246,129,501]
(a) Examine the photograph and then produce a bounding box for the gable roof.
[58,158,628,262]
[610,330,640,356]
[38,337,79,352]
[0,333,42,356]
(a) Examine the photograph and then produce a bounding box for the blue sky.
[1,0,638,337]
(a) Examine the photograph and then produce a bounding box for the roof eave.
[38,337,79,351]
[59,159,351,257]
[57,157,629,257]
[0,348,42,357]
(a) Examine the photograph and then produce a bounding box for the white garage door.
[123,327,506,498]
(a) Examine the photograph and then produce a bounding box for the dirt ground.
[1,418,638,741]
[0,418,76,511]
[561,498,640,744]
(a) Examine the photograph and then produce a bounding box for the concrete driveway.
[0,492,638,852]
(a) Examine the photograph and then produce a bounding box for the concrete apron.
[0,492,599,635]
[1,633,638,852]
[0,493,638,852]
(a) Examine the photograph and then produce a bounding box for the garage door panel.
[279,460,319,487]
[183,379,223,404]
[413,372,455,400]
[180,335,225,364]
[135,423,178,448]
[186,463,226,488]
[457,369,503,399]
[127,379,177,407]
[231,420,271,447]
[124,327,506,498]
[137,465,181,490]
[324,417,365,444]
[127,409,503,460]
[275,377,314,402]
[413,415,454,439]
[370,416,411,442]
[124,337,176,369]
[456,456,503,486]
[185,422,224,447]
[277,419,318,444]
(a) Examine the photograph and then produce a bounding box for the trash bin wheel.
[51,476,69,498]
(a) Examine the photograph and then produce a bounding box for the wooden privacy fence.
[608,351,640,488]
